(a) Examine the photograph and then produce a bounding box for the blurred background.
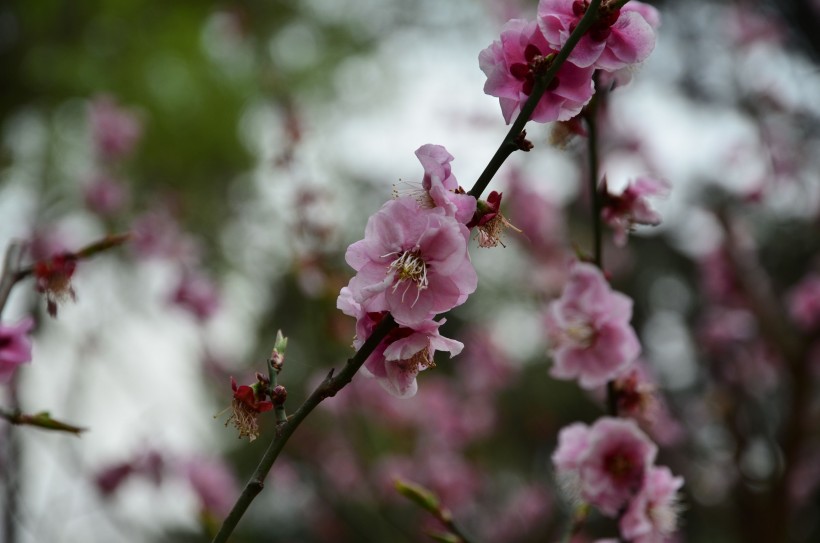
[1,0,820,541]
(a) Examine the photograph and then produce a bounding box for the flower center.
[604,450,637,483]
[565,319,596,348]
[386,249,429,304]
[509,44,559,96]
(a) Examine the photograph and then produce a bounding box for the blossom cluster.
[337,145,480,397]
[479,0,660,124]
[554,417,683,542]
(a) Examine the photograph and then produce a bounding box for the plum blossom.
[466,191,522,248]
[601,176,670,246]
[620,466,684,543]
[410,144,477,225]
[185,456,240,518]
[0,317,35,383]
[538,0,659,72]
[479,18,595,124]
[787,273,820,331]
[89,95,142,161]
[34,253,77,317]
[344,196,477,327]
[545,262,640,388]
[553,417,658,516]
[338,288,463,398]
[224,375,273,441]
[84,174,129,216]
[169,269,221,321]
[601,176,670,245]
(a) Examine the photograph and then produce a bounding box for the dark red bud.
[271,385,287,406]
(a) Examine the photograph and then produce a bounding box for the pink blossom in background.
[601,176,670,247]
[484,484,551,541]
[620,466,684,543]
[787,273,820,330]
[0,317,34,383]
[612,363,684,447]
[131,210,201,263]
[338,290,463,398]
[93,449,165,496]
[83,174,129,216]
[89,95,142,161]
[413,144,476,224]
[554,417,658,516]
[479,18,594,124]
[169,269,221,322]
[343,196,476,327]
[456,327,516,396]
[537,0,659,72]
[545,262,640,388]
[185,456,240,518]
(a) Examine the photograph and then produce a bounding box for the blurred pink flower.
[787,273,820,331]
[538,0,659,72]
[170,269,221,321]
[620,466,684,543]
[89,95,142,161]
[601,176,670,247]
[343,196,476,327]
[479,18,594,124]
[553,417,658,516]
[84,175,129,216]
[185,456,240,518]
[545,262,640,388]
[0,317,34,383]
[413,144,477,225]
[131,210,201,263]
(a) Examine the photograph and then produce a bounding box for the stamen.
[386,250,429,306]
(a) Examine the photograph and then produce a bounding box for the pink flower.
[89,95,142,161]
[344,196,477,327]
[553,417,658,516]
[602,176,670,246]
[0,317,35,383]
[131,210,201,263]
[538,0,659,72]
[170,269,221,321]
[787,273,820,331]
[338,289,463,398]
[413,144,477,224]
[545,262,640,388]
[185,456,240,518]
[84,174,129,216]
[620,466,684,543]
[479,18,595,124]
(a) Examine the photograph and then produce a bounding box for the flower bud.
[271,385,287,407]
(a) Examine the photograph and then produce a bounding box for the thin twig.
[212,314,397,543]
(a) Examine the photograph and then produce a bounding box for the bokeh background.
[2,0,820,541]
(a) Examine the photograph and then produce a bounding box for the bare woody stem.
[212,314,397,543]
[582,88,618,418]
[468,0,602,200]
